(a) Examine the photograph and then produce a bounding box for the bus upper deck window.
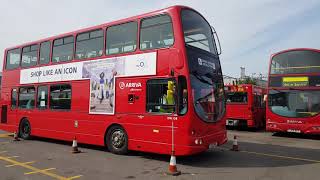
[6,48,21,70]
[52,36,74,63]
[106,22,137,55]
[140,14,174,50]
[22,45,39,68]
[76,29,104,59]
[39,41,51,65]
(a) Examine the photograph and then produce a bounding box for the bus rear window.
[226,92,248,103]
[6,48,21,70]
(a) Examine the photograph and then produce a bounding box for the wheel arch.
[18,117,32,139]
[18,117,30,128]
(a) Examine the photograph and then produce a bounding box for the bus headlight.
[199,139,203,145]
[268,123,277,128]
[195,139,199,144]
[195,138,203,145]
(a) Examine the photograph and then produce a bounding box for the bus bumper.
[129,130,227,156]
[184,130,228,155]
[226,119,255,128]
[266,122,320,135]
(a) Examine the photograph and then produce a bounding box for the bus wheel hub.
[112,130,124,148]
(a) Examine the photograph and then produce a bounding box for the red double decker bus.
[266,48,320,134]
[225,84,266,128]
[0,6,227,155]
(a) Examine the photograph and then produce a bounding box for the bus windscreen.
[270,50,320,74]
[182,9,225,123]
[268,89,320,118]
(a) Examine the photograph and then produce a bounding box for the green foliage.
[238,77,257,85]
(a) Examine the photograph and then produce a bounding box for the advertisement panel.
[20,52,157,114]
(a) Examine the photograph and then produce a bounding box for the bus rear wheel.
[19,119,32,140]
[106,126,128,155]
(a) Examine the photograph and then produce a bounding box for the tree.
[238,77,257,85]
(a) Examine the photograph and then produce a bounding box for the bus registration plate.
[209,143,217,150]
[287,129,301,133]
[226,119,239,126]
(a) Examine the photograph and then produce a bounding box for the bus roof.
[270,48,320,59]
[5,5,193,51]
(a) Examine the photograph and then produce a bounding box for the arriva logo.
[119,82,142,89]
[119,82,125,89]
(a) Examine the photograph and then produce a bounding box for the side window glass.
[146,79,176,113]
[106,22,137,55]
[178,76,188,115]
[11,89,18,109]
[76,29,104,59]
[18,87,35,109]
[6,48,21,70]
[39,41,51,64]
[22,45,39,67]
[50,84,71,110]
[52,36,74,63]
[37,86,48,109]
[140,15,174,50]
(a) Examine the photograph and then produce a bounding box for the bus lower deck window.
[50,84,72,110]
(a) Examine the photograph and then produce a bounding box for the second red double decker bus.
[0,6,227,156]
[266,48,320,134]
[225,84,266,129]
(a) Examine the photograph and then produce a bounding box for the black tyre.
[106,126,128,155]
[19,119,32,140]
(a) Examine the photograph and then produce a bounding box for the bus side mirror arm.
[211,26,222,55]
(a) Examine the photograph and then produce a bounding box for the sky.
[0,0,319,77]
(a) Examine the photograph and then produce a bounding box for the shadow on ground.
[25,135,320,169]
[272,132,320,140]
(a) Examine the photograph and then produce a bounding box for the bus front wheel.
[19,119,32,140]
[106,125,128,155]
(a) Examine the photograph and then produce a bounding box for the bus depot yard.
[0,130,319,180]
[0,4,319,180]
